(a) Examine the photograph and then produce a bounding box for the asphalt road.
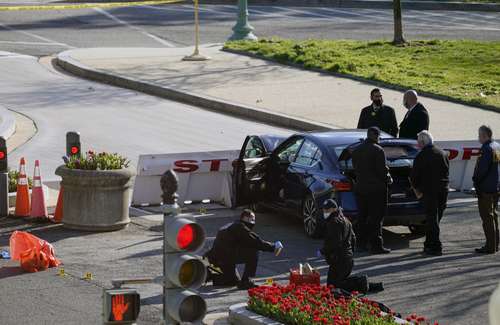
[1,195,497,325]
[0,4,499,57]
[0,52,290,179]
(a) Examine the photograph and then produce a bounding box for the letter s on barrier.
[173,160,199,173]
[202,159,229,172]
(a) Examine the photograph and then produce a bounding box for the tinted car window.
[244,137,266,158]
[295,140,322,167]
[277,138,304,163]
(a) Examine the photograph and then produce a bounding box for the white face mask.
[323,212,331,220]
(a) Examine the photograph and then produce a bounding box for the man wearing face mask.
[320,199,384,293]
[399,90,430,140]
[357,88,398,137]
[204,209,283,290]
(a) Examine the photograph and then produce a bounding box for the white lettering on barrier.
[132,150,239,207]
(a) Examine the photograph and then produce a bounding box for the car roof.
[304,129,393,146]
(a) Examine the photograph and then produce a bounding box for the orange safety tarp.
[9,231,61,273]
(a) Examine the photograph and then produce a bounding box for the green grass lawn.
[224,39,500,110]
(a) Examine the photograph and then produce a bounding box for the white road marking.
[93,7,175,47]
[0,40,65,46]
[0,22,74,48]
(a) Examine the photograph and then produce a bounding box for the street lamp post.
[229,0,257,41]
[183,0,210,61]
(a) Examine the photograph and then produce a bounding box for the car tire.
[302,195,322,238]
[408,225,426,235]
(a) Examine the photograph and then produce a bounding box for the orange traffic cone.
[30,160,48,220]
[15,157,30,217]
[52,186,63,223]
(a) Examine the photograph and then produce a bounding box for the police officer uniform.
[351,127,391,254]
[357,104,398,137]
[205,210,280,289]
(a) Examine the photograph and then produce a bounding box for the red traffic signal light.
[0,151,5,160]
[177,224,194,249]
[70,146,79,155]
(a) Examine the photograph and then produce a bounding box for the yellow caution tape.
[0,0,184,11]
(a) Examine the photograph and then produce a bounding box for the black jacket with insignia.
[357,104,398,137]
[321,212,356,264]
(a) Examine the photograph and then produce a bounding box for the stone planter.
[55,165,136,231]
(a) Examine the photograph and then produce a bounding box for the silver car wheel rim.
[303,198,317,236]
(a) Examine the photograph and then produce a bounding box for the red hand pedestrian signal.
[112,294,130,321]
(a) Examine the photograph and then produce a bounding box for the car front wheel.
[303,195,322,238]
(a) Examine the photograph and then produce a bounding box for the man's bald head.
[403,90,418,110]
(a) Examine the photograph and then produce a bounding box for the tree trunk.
[393,0,406,45]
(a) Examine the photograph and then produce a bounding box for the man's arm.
[415,109,430,133]
[238,225,275,252]
[473,146,492,188]
[388,107,399,137]
[321,221,343,257]
[375,148,389,184]
[410,153,424,192]
[357,108,366,129]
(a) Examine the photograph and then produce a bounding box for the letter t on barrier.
[0,137,7,217]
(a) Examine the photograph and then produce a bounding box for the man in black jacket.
[321,199,383,293]
[357,88,398,137]
[399,90,430,140]
[205,209,283,289]
[352,127,392,254]
[473,125,500,254]
[410,131,449,256]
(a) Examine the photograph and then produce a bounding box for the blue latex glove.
[316,249,322,258]
[0,250,10,259]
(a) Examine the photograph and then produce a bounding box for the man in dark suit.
[352,127,392,254]
[357,88,398,137]
[399,90,430,139]
[410,131,449,256]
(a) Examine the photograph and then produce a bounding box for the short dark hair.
[367,126,381,138]
[479,125,493,139]
[370,88,381,97]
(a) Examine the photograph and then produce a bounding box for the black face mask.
[243,222,255,230]
[373,99,383,107]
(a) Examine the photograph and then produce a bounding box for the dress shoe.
[370,247,391,254]
[423,248,442,256]
[368,282,385,292]
[475,247,496,254]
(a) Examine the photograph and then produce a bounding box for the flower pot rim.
[55,164,136,177]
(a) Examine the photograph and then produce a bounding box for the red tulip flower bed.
[248,284,436,325]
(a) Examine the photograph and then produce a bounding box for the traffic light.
[102,288,140,324]
[164,213,207,323]
[66,131,81,157]
[0,137,7,173]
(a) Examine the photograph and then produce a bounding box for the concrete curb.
[0,104,16,140]
[200,0,500,12]
[55,50,332,132]
[228,303,282,325]
[222,48,500,115]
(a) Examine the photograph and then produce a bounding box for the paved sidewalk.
[57,45,500,140]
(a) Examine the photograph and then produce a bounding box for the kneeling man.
[205,209,283,290]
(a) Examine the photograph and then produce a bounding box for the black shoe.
[237,280,257,290]
[370,247,391,254]
[475,247,496,254]
[368,282,384,293]
[423,249,442,256]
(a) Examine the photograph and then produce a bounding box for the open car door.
[234,136,270,207]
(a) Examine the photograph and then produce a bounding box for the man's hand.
[112,294,130,321]
[274,241,283,256]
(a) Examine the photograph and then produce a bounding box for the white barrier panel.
[132,150,239,207]
[436,140,496,191]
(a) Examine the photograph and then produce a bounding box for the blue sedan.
[234,130,425,238]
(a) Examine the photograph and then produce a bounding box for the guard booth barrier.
[132,141,498,207]
[132,150,239,207]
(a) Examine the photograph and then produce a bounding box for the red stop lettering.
[202,159,229,172]
[173,160,199,173]
[444,149,459,161]
[462,147,481,160]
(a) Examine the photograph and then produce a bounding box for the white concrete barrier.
[132,150,239,207]
[132,140,497,207]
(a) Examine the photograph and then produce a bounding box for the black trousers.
[210,248,259,285]
[326,256,368,293]
[478,192,499,253]
[356,190,387,249]
[423,189,448,252]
